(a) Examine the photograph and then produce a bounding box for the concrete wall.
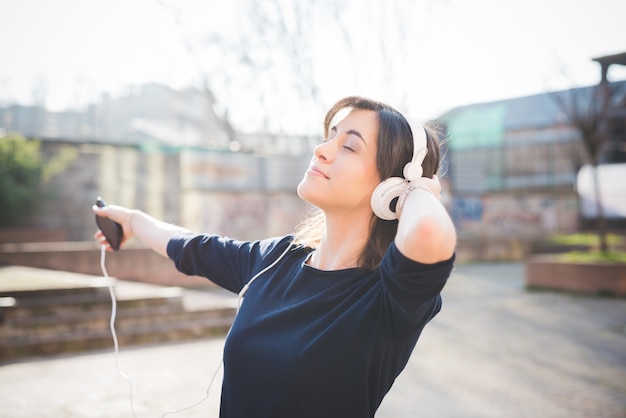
[35,142,182,241]
[526,255,626,296]
[32,141,310,242]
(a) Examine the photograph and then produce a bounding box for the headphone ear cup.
[370,177,406,220]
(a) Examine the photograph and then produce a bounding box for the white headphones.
[370,125,428,220]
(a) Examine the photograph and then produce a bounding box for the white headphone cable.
[161,240,293,416]
[237,242,293,307]
[100,240,292,417]
[100,244,137,418]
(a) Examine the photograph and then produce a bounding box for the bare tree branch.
[550,81,626,253]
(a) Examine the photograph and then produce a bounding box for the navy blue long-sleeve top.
[167,234,454,418]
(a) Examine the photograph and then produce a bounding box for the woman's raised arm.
[394,176,457,264]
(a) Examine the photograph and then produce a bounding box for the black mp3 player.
[95,197,123,251]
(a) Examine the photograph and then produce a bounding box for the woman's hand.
[93,204,191,257]
[396,175,442,219]
[92,204,137,251]
[416,175,442,200]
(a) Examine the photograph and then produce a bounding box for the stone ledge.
[0,241,210,288]
[0,228,67,243]
[524,255,626,296]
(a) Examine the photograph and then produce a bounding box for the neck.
[308,211,372,271]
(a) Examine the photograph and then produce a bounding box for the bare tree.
[156,0,441,137]
[551,81,625,253]
[231,0,347,134]
[155,0,241,149]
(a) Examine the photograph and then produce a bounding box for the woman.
[94,96,456,417]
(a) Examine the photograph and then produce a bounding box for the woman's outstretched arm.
[93,205,190,257]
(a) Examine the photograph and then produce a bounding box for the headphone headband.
[402,125,428,180]
[371,123,429,220]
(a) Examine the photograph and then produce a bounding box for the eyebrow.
[330,126,367,146]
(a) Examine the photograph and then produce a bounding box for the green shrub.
[0,133,76,227]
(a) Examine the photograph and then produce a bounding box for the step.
[1,301,236,338]
[0,266,238,362]
[0,314,236,361]
[0,265,111,296]
[0,288,184,321]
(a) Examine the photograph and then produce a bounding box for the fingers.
[92,204,126,226]
[431,175,443,200]
[93,230,113,251]
[93,207,113,250]
[92,204,111,218]
[93,204,134,250]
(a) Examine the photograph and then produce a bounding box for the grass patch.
[556,251,626,264]
[525,284,622,298]
[548,233,624,248]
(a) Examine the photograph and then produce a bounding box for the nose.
[314,140,334,162]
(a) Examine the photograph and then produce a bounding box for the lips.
[308,166,329,179]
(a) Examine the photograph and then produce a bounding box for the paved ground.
[1,262,625,418]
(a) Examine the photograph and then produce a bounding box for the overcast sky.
[1,0,625,133]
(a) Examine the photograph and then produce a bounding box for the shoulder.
[378,242,455,314]
[382,241,455,280]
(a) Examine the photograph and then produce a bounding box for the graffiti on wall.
[451,197,483,230]
[452,194,578,236]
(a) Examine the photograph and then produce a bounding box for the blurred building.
[436,78,626,243]
[0,83,316,153]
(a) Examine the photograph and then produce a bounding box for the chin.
[296,179,308,200]
[297,179,319,205]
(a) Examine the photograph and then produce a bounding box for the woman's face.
[297,108,380,216]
